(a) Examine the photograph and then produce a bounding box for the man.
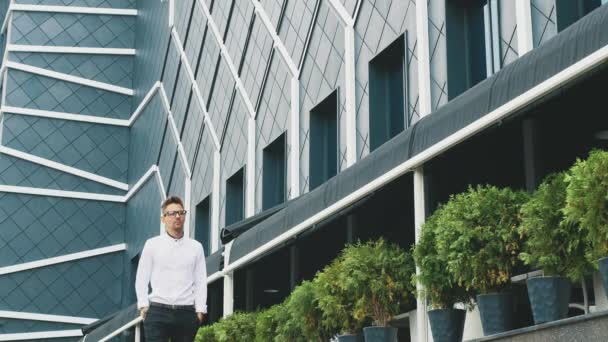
[135,196,207,341]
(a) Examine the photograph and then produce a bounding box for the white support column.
[134,324,141,342]
[515,0,534,55]
[414,168,430,342]
[223,242,235,316]
[414,3,432,338]
[211,150,221,253]
[416,0,433,117]
[184,177,192,238]
[289,77,300,199]
[344,25,357,167]
[246,117,256,217]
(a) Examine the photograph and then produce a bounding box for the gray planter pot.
[599,257,608,300]
[527,276,571,324]
[477,292,514,336]
[337,333,364,342]
[363,326,398,342]
[428,308,466,342]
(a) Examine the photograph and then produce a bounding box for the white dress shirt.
[135,233,207,313]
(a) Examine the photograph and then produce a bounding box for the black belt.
[150,302,195,311]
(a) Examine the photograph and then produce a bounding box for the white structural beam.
[0,145,129,190]
[223,242,234,316]
[0,330,82,341]
[0,244,127,276]
[7,45,136,55]
[158,83,193,179]
[127,82,161,126]
[515,0,534,55]
[0,311,96,325]
[343,25,357,167]
[2,106,130,126]
[221,37,608,275]
[125,165,160,201]
[251,0,298,76]
[246,117,256,217]
[325,0,357,167]
[416,0,433,116]
[211,151,221,253]
[169,29,221,150]
[6,62,134,96]
[297,0,321,75]
[289,77,300,198]
[97,317,143,342]
[10,4,137,16]
[413,168,429,342]
[0,184,125,202]
[327,0,354,26]
[196,0,256,119]
[207,271,223,284]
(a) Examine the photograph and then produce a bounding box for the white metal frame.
[0,311,96,325]
[326,0,357,167]
[97,317,143,342]
[0,330,82,341]
[515,0,534,55]
[6,45,136,55]
[0,244,127,276]
[6,61,134,96]
[2,106,130,126]
[169,29,221,150]
[0,145,129,190]
[10,4,137,16]
[196,0,256,119]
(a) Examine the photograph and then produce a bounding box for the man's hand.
[197,312,205,325]
[139,307,149,320]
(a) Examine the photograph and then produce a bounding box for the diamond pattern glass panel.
[10,52,134,88]
[5,69,132,119]
[2,114,130,182]
[0,251,124,318]
[0,192,125,267]
[11,12,135,48]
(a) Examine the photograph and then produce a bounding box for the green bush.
[519,172,592,281]
[435,185,529,294]
[314,250,366,335]
[414,210,474,309]
[213,311,257,342]
[195,324,217,342]
[277,280,330,341]
[255,304,284,342]
[340,239,416,327]
[564,149,608,261]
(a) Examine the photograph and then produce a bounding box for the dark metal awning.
[227,5,608,269]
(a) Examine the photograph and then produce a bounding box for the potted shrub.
[277,280,331,341]
[196,324,217,342]
[255,304,284,342]
[414,208,474,342]
[339,239,416,342]
[435,185,529,336]
[519,172,592,324]
[564,149,608,298]
[213,311,257,342]
[315,255,366,341]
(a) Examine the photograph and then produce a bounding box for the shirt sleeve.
[135,240,153,309]
[194,244,208,313]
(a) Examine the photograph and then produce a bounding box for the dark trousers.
[143,305,199,342]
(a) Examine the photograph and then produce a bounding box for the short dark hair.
[161,196,184,212]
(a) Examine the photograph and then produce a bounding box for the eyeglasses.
[164,210,188,217]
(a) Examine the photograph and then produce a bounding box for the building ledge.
[466,310,608,342]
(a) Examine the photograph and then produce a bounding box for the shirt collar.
[164,230,185,243]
